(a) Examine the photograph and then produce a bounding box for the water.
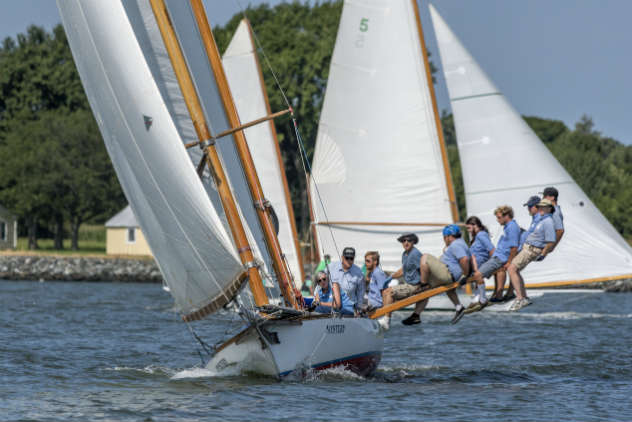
[1,280,631,421]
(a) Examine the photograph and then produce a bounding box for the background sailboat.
[58,0,383,378]
[310,0,458,271]
[429,4,632,287]
[222,19,305,287]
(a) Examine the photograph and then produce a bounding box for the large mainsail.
[429,4,632,285]
[310,0,456,271]
[57,0,248,317]
[222,20,305,285]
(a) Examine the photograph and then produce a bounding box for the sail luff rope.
[231,0,341,264]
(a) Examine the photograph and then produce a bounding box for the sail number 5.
[356,18,369,48]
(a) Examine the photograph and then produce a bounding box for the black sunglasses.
[318,278,327,282]
[402,238,413,243]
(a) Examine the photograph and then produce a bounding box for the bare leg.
[413,298,428,314]
[494,269,506,298]
[446,289,461,306]
[381,287,394,317]
[507,264,525,300]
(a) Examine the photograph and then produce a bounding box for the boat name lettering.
[326,324,345,334]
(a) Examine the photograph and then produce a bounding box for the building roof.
[105,205,139,228]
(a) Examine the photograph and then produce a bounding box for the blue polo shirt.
[519,213,542,250]
[440,238,470,280]
[552,205,564,231]
[313,285,333,303]
[402,247,422,285]
[525,214,556,248]
[327,261,364,309]
[492,219,520,263]
[470,231,494,268]
[367,266,388,308]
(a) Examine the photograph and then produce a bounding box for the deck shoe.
[377,316,391,330]
[501,292,516,303]
[402,313,421,326]
[463,301,486,315]
[489,296,504,303]
[508,298,531,311]
[450,306,466,324]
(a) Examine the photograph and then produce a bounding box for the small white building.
[0,204,17,250]
[105,205,152,256]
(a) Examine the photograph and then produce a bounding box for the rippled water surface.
[1,280,631,421]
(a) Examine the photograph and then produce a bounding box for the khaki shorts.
[391,283,423,300]
[513,244,543,271]
[425,254,454,287]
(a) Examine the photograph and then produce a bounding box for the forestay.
[310,0,455,271]
[429,4,632,285]
[222,20,305,285]
[58,0,247,317]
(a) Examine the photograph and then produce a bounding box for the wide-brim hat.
[537,198,555,212]
[397,233,419,244]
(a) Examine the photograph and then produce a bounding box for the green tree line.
[1,2,630,252]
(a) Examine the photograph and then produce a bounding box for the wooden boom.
[369,281,460,319]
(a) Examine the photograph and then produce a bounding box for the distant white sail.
[223,20,305,285]
[429,4,632,284]
[58,0,247,318]
[310,0,455,271]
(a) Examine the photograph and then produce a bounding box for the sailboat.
[429,5,632,289]
[310,0,459,272]
[58,0,383,378]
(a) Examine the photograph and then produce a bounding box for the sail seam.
[467,181,575,196]
[450,92,502,102]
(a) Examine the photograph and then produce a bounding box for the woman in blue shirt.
[312,271,354,315]
[465,216,495,312]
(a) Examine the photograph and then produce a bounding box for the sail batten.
[57,0,250,317]
[430,4,632,285]
[310,0,455,270]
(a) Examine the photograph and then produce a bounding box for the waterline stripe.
[450,92,502,102]
[278,351,382,377]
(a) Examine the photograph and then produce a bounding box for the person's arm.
[390,267,403,279]
[551,229,564,251]
[471,255,479,272]
[459,256,470,278]
[332,282,342,310]
[537,242,555,260]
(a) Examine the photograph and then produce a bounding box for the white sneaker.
[377,316,390,330]
[509,298,532,311]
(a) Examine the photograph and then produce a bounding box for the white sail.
[429,4,632,285]
[310,0,455,271]
[222,20,305,285]
[57,0,247,318]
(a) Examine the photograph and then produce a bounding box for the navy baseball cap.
[342,247,355,258]
[523,195,541,208]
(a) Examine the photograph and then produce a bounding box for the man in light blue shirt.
[519,195,542,251]
[399,226,470,326]
[541,187,564,251]
[364,251,387,309]
[507,199,557,311]
[327,247,364,313]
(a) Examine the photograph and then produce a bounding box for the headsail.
[222,20,305,285]
[429,4,632,285]
[310,0,456,271]
[57,0,248,318]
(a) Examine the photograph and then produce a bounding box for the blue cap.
[442,224,461,237]
[523,195,541,208]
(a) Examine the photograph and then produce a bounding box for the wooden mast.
[412,0,460,223]
[148,0,268,306]
[244,19,306,284]
[189,0,299,309]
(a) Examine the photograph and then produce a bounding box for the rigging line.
[291,117,341,262]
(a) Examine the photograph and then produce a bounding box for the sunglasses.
[344,256,354,260]
[402,239,413,243]
[318,278,327,282]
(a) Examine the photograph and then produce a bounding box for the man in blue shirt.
[327,247,364,314]
[541,187,564,251]
[406,224,470,325]
[312,270,354,315]
[507,199,557,311]
[379,233,423,329]
[364,251,387,309]
[469,205,520,303]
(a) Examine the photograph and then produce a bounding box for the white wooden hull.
[207,317,384,378]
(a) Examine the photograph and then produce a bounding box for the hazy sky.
[2,1,631,144]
